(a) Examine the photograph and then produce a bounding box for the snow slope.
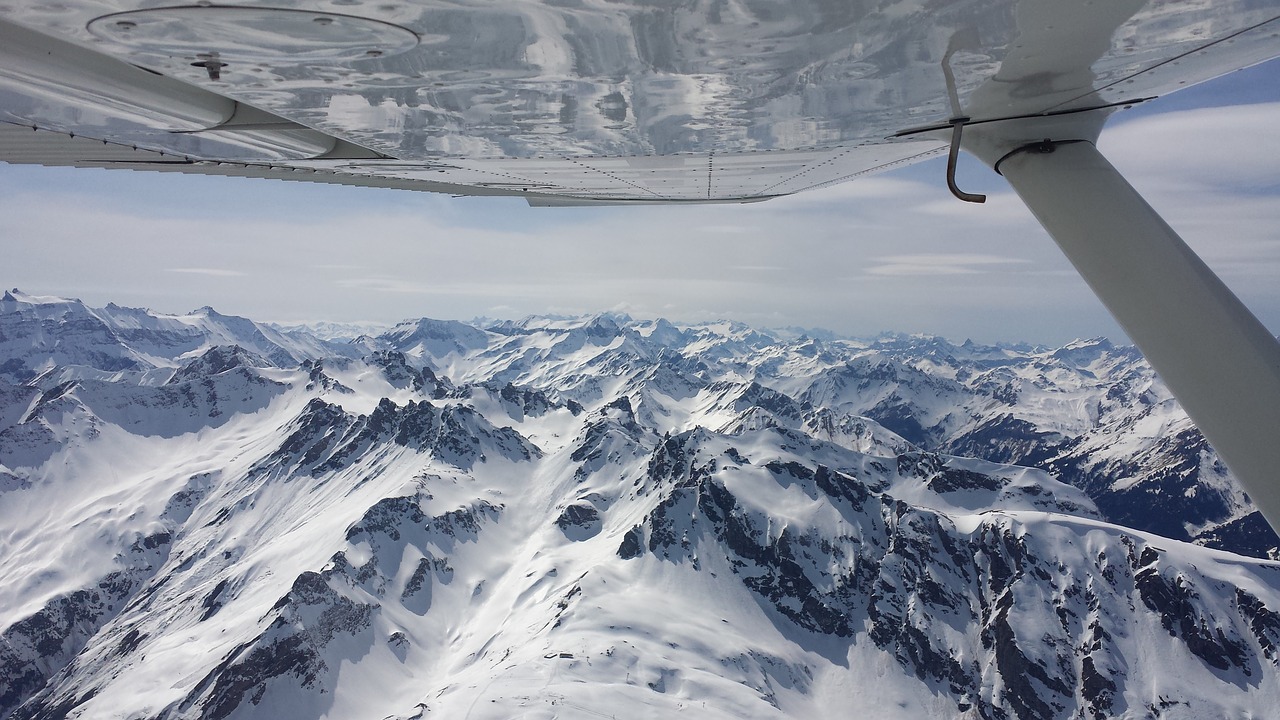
[3,295,1278,719]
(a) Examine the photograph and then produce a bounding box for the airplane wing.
[1,1,1276,205]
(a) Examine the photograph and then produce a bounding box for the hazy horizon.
[4,60,1278,346]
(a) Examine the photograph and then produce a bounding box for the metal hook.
[947,118,986,204]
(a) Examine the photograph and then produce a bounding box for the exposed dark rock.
[169,345,271,384]
[483,381,574,421]
[2,571,155,719]
[263,397,537,475]
[181,572,375,720]
[1080,651,1118,720]
[617,526,644,559]
[1135,560,1251,673]
[200,579,232,622]
[1237,589,1280,665]
[1198,512,1280,559]
[571,401,649,480]
[944,414,1063,468]
[928,467,1003,494]
[556,502,602,541]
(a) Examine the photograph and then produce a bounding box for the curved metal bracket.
[993,138,1089,176]
[947,118,986,204]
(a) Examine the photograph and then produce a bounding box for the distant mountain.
[3,293,1279,719]
[266,320,395,343]
[0,289,355,386]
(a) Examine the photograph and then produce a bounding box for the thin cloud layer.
[165,268,248,278]
[865,254,1030,277]
[2,96,1278,344]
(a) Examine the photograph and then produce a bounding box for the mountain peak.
[1063,336,1114,350]
[2,296,1276,720]
[0,288,82,308]
[169,344,272,383]
[582,313,623,337]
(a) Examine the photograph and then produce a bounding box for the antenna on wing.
[941,28,987,204]
[946,118,986,204]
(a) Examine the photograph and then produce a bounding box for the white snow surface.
[2,294,1278,719]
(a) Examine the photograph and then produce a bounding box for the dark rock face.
[625,429,1276,719]
[1200,512,1280,559]
[368,350,452,398]
[257,397,538,476]
[3,532,173,720]
[484,381,575,422]
[169,345,272,384]
[867,399,931,448]
[617,526,645,559]
[1,574,138,719]
[943,414,1063,468]
[927,466,1003,494]
[556,502,602,541]
[180,571,376,720]
[172,493,501,719]
[1236,589,1280,665]
[1133,550,1251,673]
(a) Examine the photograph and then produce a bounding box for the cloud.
[864,254,1030,276]
[334,277,437,295]
[165,268,247,277]
[698,225,750,234]
[1103,101,1280,192]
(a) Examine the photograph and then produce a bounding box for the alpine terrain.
[3,288,1280,719]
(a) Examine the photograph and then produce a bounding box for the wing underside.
[1,1,1278,204]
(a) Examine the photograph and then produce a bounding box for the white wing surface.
[1,0,1276,204]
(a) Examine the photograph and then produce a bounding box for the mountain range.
[3,288,1279,719]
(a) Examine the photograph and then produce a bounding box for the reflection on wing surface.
[0,0,1276,202]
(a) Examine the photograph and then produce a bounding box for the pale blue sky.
[2,59,1278,344]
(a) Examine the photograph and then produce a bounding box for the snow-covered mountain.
[4,290,1280,719]
[0,289,354,386]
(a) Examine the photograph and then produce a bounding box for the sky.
[2,59,1278,345]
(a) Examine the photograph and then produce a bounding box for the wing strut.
[977,128,1280,530]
